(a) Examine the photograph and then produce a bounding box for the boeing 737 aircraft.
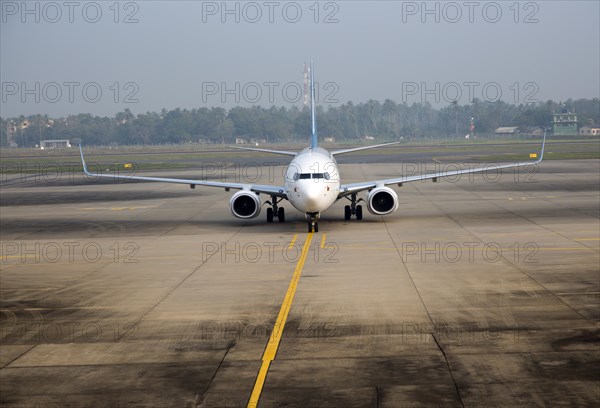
[80,63,545,232]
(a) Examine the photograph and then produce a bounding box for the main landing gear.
[306,213,319,233]
[344,193,363,221]
[266,195,285,223]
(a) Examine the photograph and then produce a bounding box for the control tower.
[553,103,578,136]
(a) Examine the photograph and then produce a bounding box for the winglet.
[309,61,318,149]
[79,144,91,175]
[526,129,546,164]
[537,129,546,163]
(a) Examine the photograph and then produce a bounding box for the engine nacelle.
[229,191,261,219]
[367,186,398,215]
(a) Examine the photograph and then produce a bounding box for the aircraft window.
[297,173,330,180]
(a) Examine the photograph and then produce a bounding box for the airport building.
[578,126,600,136]
[553,106,579,136]
[494,127,520,136]
[40,139,71,149]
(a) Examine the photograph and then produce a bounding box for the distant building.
[579,127,600,136]
[40,139,71,149]
[553,105,578,136]
[495,127,520,136]
[529,127,545,137]
[235,138,247,144]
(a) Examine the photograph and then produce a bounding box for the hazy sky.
[1,1,599,117]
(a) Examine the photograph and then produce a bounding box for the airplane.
[79,63,546,233]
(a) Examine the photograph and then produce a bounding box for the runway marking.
[288,234,298,250]
[320,233,327,249]
[574,238,600,241]
[248,233,313,408]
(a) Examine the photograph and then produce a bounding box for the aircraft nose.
[302,184,323,211]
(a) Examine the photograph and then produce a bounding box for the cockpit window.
[294,172,332,180]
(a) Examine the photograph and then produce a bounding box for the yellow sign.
[124,163,133,169]
[529,153,537,159]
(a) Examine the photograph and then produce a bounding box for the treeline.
[2,98,599,147]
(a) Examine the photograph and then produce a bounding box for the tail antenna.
[309,61,318,149]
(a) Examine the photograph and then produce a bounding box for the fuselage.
[284,147,340,214]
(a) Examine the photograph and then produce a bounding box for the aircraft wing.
[79,146,287,198]
[228,146,297,156]
[338,135,546,198]
[331,141,401,155]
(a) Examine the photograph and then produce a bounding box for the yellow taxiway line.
[247,232,313,408]
[320,233,327,249]
[288,234,298,250]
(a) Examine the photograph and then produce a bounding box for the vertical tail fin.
[309,61,318,149]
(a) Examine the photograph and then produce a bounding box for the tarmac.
[1,159,599,407]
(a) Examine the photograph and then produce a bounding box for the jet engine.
[367,186,398,215]
[229,191,261,219]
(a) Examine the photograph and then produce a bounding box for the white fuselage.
[284,147,340,214]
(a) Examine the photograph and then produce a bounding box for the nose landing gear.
[306,212,319,233]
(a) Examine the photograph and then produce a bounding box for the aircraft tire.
[278,207,285,222]
[356,205,363,220]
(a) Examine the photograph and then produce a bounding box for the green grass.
[1,138,598,173]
